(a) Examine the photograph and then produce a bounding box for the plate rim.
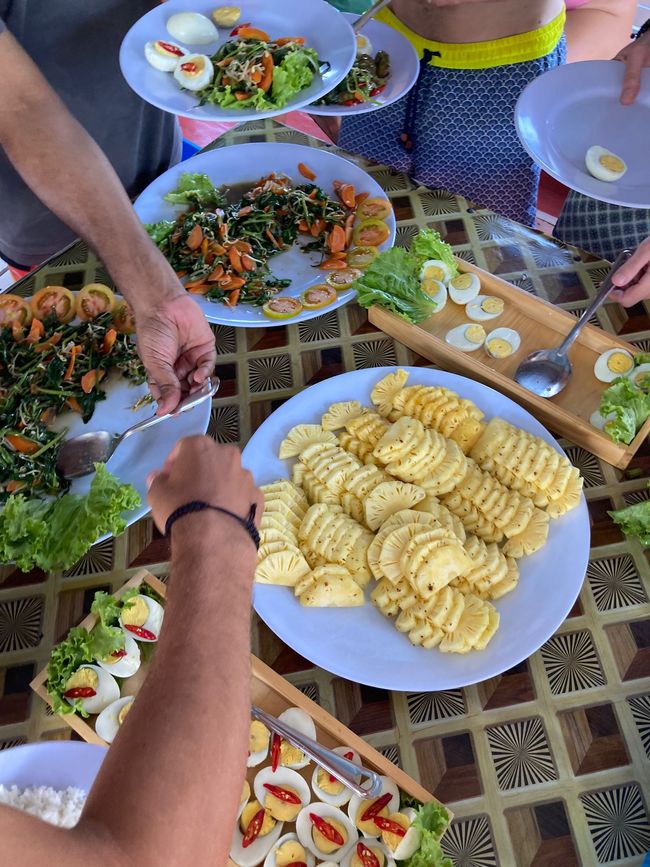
[0,741,107,790]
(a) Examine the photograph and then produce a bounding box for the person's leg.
[554,192,650,261]
[338,89,414,177]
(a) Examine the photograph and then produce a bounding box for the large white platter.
[134,142,396,328]
[515,60,650,208]
[119,0,356,122]
[308,13,419,117]
[242,366,590,692]
[0,742,106,793]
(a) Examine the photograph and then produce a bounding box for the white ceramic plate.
[0,742,106,793]
[308,13,419,117]
[515,60,650,208]
[242,366,590,692]
[134,142,396,327]
[119,0,356,122]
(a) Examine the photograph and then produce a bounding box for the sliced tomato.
[112,300,136,334]
[262,297,303,320]
[357,197,393,221]
[75,283,115,321]
[352,219,390,247]
[301,284,337,310]
[0,294,32,328]
[326,268,362,290]
[30,286,76,323]
[346,246,379,270]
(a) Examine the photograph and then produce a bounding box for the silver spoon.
[352,0,392,32]
[56,377,219,480]
[513,249,632,398]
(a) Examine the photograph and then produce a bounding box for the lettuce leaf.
[600,377,650,444]
[402,801,452,867]
[609,491,650,547]
[633,352,650,367]
[163,172,225,208]
[145,220,176,245]
[204,83,270,111]
[354,246,437,324]
[410,228,457,277]
[271,48,319,108]
[47,626,95,716]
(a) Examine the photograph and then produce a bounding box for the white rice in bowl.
[0,784,87,828]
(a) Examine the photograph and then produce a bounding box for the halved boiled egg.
[254,767,311,823]
[377,807,422,861]
[239,779,251,820]
[466,295,504,322]
[484,327,521,359]
[144,40,187,72]
[585,146,627,183]
[348,776,400,838]
[448,272,480,305]
[264,832,316,867]
[342,839,396,867]
[420,278,447,312]
[231,801,284,867]
[173,54,214,91]
[311,747,362,807]
[590,409,616,430]
[119,594,164,642]
[95,696,134,744]
[275,707,317,770]
[628,362,650,390]
[445,323,486,352]
[297,803,358,862]
[356,34,373,55]
[594,348,634,382]
[212,6,241,28]
[63,664,120,715]
[96,631,140,679]
[167,11,219,44]
[420,259,452,284]
[249,719,271,767]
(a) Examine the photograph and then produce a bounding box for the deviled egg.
[212,6,241,28]
[144,40,187,71]
[239,779,251,820]
[594,348,634,382]
[231,801,284,867]
[96,632,141,679]
[585,145,627,183]
[420,278,447,312]
[445,323,486,352]
[63,664,120,715]
[466,295,504,322]
[119,593,164,642]
[167,11,219,44]
[264,832,316,867]
[312,747,361,807]
[342,839,396,867]
[254,767,311,823]
[376,807,422,861]
[484,327,521,359]
[273,707,317,770]
[249,719,271,767]
[348,777,400,838]
[297,803,358,862]
[420,259,452,284]
[173,54,214,92]
[628,362,650,390]
[448,272,480,305]
[356,34,373,55]
[95,696,134,744]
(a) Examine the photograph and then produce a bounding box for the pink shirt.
[565,0,591,8]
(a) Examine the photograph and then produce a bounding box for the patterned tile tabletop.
[1,121,649,866]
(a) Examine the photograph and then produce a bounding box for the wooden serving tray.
[369,259,650,468]
[31,569,440,863]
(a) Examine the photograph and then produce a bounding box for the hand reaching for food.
[610,236,650,306]
[614,25,650,106]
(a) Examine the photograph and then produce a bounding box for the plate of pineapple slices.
[241,366,590,690]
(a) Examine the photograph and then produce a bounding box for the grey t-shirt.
[0,2,182,266]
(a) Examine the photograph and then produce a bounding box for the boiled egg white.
[466,295,504,322]
[484,327,521,359]
[264,832,316,867]
[296,803,358,861]
[628,362,650,390]
[119,594,164,642]
[96,631,140,679]
[420,259,452,284]
[594,348,634,382]
[231,801,284,867]
[585,146,627,183]
[144,40,187,72]
[342,838,396,867]
[420,278,447,312]
[238,779,251,820]
[173,54,214,91]
[448,272,480,305]
[95,696,134,744]
[348,776,400,838]
[445,323,486,352]
[276,707,317,770]
[64,664,120,716]
[254,767,311,823]
[590,409,617,430]
[311,747,362,807]
[167,11,219,44]
[356,34,373,55]
[378,807,421,861]
[249,719,271,767]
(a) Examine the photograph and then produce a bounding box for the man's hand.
[615,29,650,105]
[610,237,650,306]
[135,294,217,416]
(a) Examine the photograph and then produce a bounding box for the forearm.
[565,1,636,63]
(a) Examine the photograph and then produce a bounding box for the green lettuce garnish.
[403,801,452,867]
[633,352,650,367]
[271,48,319,108]
[203,83,271,111]
[599,377,650,444]
[411,227,458,278]
[354,246,437,324]
[145,219,176,245]
[163,172,225,208]
[609,486,650,547]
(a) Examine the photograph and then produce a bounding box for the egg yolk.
[65,668,98,693]
[121,597,148,627]
[241,779,250,806]
[607,352,633,374]
[487,338,513,358]
[316,768,345,796]
[352,848,386,867]
[356,35,369,51]
[275,840,307,867]
[313,818,348,854]
[117,700,133,726]
[421,278,443,299]
[249,720,269,754]
[264,786,302,822]
[632,371,650,388]
[280,739,305,767]
[599,153,625,173]
[423,265,446,282]
[355,798,389,835]
[180,56,206,77]
[451,273,473,290]
[240,801,275,837]
[381,812,411,852]
[465,325,485,344]
[481,297,504,314]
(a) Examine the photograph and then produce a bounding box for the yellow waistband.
[377,7,566,69]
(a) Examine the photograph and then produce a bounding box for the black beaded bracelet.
[165,500,260,549]
[634,18,650,39]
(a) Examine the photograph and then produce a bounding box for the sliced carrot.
[234,91,250,101]
[208,264,225,282]
[11,321,23,343]
[266,228,281,248]
[298,162,317,181]
[33,333,62,353]
[5,434,39,455]
[229,247,244,272]
[200,238,209,256]
[237,26,269,41]
[81,369,105,394]
[251,70,262,84]
[225,289,241,307]
[336,182,356,209]
[319,258,348,270]
[211,241,227,254]
[25,318,45,345]
[275,37,305,46]
[344,213,355,247]
[233,239,253,253]
[175,270,188,279]
[311,218,326,237]
[215,56,234,67]
[241,254,256,271]
[259,52,274,92]
[185,274,210,289]
[219,275,246,290]
[237,206,253,217]
[298,219,310,233]
[187,284,211,295]
[102,328,117,354]
[63,345,81,381]
[332,251,347,259]
[66,396,82,414]
[327,225,347,254]
[355,191,370,206]
[39,408,57,425]
[6,480,27,493]
[186,224,203,250]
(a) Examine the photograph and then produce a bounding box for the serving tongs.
[252,705,383,799]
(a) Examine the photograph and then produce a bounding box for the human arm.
[564,0,636,64]
[0,436,261,867]
[610,237,650,306]
[614,25,650,105]
[0,28,216,414]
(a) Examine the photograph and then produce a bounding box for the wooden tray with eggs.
[369,259,650,469]
[31,569,442,867]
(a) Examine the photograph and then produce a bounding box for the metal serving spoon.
[56,377,219,480]
[513,249,632,398]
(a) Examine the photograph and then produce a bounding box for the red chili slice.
[242,807,266,848]
[360,792,393,822]
[180,61,197,73]
[230,21,252,35]
[63,687,97,699]
[285,863,307,867]
[271,733,281,772]
[370,85,386,97]
[330,751,354,783]
[110,649,128,660]
[373,816,407,837]
[263,783,301,805]
[124,624,156,641]
[357,842,381,867]
[158,41,184,56]
[309,813,345,846]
